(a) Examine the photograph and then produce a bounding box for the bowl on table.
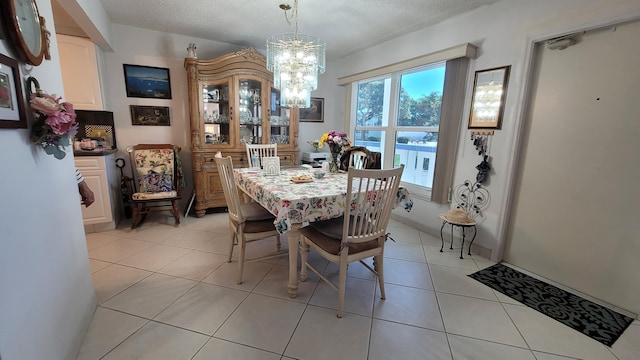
[313,170,326,179]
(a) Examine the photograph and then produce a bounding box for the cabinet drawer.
[202,154,248,167]
[75,157,106,170]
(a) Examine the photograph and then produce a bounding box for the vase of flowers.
[318,130,351,173]
[29,89,78,160]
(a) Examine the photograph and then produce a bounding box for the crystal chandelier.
[266,0,326,108]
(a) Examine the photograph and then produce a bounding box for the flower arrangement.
[29,90,78,159]
[318,130,351,154]
[318,130,351,172]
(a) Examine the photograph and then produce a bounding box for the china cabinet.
[185,48,299,216]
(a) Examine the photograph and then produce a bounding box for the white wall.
[101,24,346,210]
[0,1,96,359]
[336,0,640,260]
[100,25,252,209]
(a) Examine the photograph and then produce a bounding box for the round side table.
[438,215,477,259]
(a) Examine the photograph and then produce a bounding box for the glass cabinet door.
[238,78,263,145]
[269,87,291,145]
[202,81,230,144]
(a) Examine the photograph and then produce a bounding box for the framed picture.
[123,64,172,99]
[299,97,324,122]
[0,54,27,128]
[130,105,171,126]
[468,65,511,129]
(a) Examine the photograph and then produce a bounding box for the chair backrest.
[214,156,244,224]
[340,146,381,170]
[349,150,368,170]
[128,144,182,194]
[246,144,277,168]
[343,165,404,245]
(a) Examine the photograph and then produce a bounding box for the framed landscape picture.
[123,64,172,99]
[130,105,171,126]
[299,97,324,122]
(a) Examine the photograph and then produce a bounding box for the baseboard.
[390,213,492,259]
[84,221,116,233]
[65,292,97,360]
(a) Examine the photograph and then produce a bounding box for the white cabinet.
[58,34,104,110]
[75,155,120,232]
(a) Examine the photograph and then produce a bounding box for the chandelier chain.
[282,0,299,38]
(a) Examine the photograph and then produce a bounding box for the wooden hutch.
[185,48,299,217]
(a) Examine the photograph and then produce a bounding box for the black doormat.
[468,263,634,347]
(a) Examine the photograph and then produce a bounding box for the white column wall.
[0,1,96,359]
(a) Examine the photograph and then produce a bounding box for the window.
[340,44,474,202]
[353,64,445,191]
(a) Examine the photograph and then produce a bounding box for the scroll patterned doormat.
[468,263,634,347]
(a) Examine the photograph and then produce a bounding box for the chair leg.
[130,204,140,229]
[374,255,386,300]
[171,200,180,225]
[227,232,236,263]
[337,255,349,318]
[300,239,309,282]
[237,234,246,285]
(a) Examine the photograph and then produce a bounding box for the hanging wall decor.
[130,105,171,126]
[469,65,510,129]
[299,97,324,122]
[0,54,27,128]
[123,64,172,99]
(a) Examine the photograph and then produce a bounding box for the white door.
[504,20,640,314]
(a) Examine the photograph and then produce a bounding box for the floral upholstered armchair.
[124,144,184,229]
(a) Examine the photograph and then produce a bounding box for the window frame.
[340,43,476,203]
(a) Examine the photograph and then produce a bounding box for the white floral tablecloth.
[234,168,413,233]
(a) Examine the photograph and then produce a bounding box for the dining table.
[234,166,413,298]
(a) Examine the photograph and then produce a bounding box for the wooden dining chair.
[349,150,368,170]
[300,165,404,317]
[214,155,286,284]
[245,143,277,168]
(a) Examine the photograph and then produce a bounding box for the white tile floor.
[78,212,639,360]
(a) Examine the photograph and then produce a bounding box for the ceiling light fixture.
[266,0,326,108]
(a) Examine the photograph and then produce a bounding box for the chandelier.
[266,0,326,108]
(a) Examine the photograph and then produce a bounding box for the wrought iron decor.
[453,180,491,221]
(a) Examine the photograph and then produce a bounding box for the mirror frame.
[468,65,511,129]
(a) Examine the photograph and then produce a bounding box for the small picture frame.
[0,54,27,129]
[123,64,172,99]
[262,156,281,176]
[299,97,324,122]
[468,66,511,129]
[130,105,171,126]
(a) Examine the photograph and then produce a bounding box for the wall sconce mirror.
[468,65,511,129]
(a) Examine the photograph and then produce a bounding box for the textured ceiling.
[62,0,500,60]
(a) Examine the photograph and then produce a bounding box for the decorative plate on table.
[290,175,313,183]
